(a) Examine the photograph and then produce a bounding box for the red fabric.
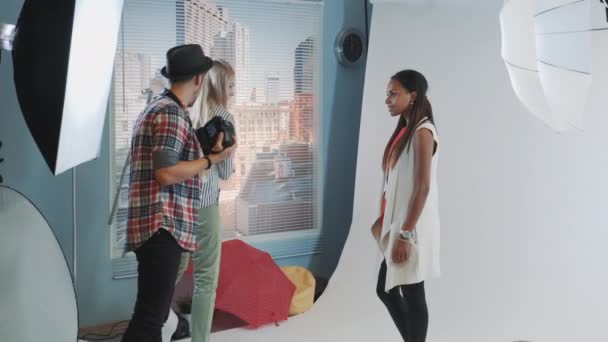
[380,196,387,225]
[215,239,296,328]
[380,127,407,224]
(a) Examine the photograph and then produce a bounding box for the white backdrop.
[214,1,608,341]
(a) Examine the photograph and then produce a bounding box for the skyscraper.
[176,1,250,104]
[210,22,251,104]
[289,94,314,142]
[266,74,280,104]
[294,36,314,95]
[176,0,229,54]
[291,36,316,141]
[232,22,251,104]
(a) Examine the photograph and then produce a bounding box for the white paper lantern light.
[500,0,596,132]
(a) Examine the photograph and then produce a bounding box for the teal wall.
[318,0,368,279]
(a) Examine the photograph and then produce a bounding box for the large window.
[109,0,323,273]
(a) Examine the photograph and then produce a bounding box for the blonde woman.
[179,59,237,342]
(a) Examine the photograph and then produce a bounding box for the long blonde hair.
[192,59,236,128]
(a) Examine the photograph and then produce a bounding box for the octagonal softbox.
[12,0,123,175]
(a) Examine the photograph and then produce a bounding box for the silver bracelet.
[399,229,414,240]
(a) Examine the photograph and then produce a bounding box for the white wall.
[364,2,608,341]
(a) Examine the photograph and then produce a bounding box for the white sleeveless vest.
[378,119,441,291]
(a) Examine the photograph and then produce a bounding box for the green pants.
[176,205,221,342]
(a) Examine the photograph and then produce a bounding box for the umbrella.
[215,239,296,328]
[499,0,604,132]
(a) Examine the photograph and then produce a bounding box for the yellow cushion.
[281,266,316,316]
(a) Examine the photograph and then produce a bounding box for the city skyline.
[120,0,320,103]
[110,0,321,256]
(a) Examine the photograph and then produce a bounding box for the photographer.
[121,45,236,342]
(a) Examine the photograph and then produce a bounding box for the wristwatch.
[399,229,414,240]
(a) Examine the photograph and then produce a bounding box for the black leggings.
[376,260,429,342]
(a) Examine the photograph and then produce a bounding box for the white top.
[378,119,441,291]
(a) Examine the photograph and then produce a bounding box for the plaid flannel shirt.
[126,90,202,253]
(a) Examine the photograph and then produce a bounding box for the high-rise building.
[294,36,314,95]
[289,93,314,142]
[290,36,316,142]
[210,31,233,62]
[266,74,280,104]
[176,1,250,104]
[210,22,251,104]
[176,0,229,54]
[232,22,251,104]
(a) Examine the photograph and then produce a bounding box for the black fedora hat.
[161,44,213,81]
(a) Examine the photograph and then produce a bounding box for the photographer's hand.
[211,131,225,153]
[209,138,237,164]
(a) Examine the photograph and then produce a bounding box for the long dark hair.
[382,70,435,171]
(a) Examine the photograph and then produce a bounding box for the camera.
[196,116,236,156]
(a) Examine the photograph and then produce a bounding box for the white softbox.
[12,0,124,175]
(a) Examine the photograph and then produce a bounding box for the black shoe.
[171,313,190,341]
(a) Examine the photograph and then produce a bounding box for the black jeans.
[122,229,184,342]
[376,260,429,342]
